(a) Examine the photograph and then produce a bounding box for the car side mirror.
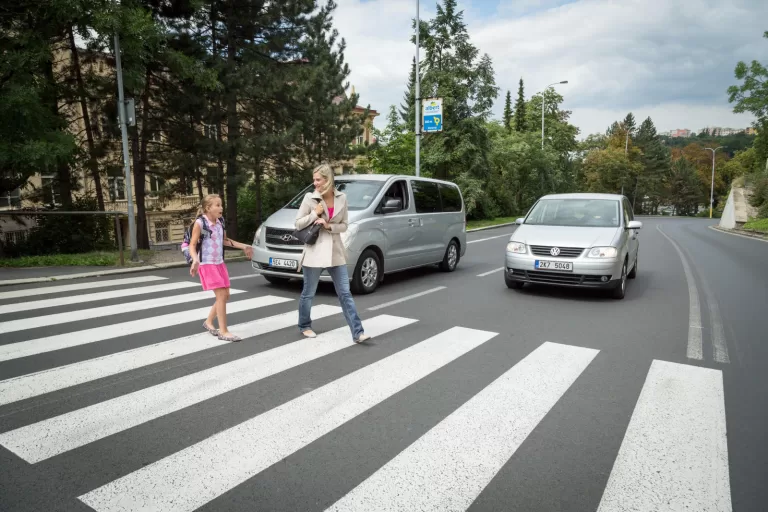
[381,198,403,214]
[626,220,642,230]
[515,218,525,225]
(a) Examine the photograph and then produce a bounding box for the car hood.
[262,207,366,229]
[512,225,620,248]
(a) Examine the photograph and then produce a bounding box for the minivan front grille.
[530,245,584,258]
[510,269,611,286]
[265,227,304,247]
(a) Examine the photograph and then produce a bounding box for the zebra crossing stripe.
[0,295,292,362]
[0,276,166,301]
[77,326,498,512]
[0,305,341,407]
[596,360,731,512]
[0,289,245,334]
[0,314,414,462]
[326,341,599,512]
[0,281,199,315]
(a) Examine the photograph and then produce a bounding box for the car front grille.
[510,269,610,286]
[529,245,584,258]
[265,227,304,247]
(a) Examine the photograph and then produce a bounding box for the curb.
[0,256,250,287]
[708,225,768,243]
[466,222,518,232]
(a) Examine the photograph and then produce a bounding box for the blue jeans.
[299,265,365,340]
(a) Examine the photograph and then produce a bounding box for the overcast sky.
[331,0,768,138]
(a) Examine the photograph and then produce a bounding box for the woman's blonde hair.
[313,163,335,196]
[196,194,221,218]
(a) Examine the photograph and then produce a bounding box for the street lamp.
[541,80,568,149]
[704,146,724,219]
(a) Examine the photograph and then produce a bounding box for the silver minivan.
[250,174,467,294]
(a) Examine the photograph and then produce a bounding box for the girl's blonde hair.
[313,163,335,196]
[196,194,221,218]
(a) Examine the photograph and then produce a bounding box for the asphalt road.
[0,217,765,511]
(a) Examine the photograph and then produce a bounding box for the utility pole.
[114,33,138,261]
[414,0,420,177]
[704,146,724,219]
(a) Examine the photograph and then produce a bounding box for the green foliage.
[503,90,512,132]
[728,30,768,125]
[666,157,704,216]
[513,78,527,132]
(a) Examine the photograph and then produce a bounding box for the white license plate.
[535,260,573,272]
[269,257,297,269]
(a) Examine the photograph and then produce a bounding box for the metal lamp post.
[541,80,568,149]
[704,146,724,219]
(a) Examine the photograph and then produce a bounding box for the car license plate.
[535,260,573,272]
[269,257,297,269]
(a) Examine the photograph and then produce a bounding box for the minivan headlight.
[587,246,617,258]
[253,225,263,246]
[341,223,359,249]
[506,242,527,254]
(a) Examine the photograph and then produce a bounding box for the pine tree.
[503,90,512,132]
[635,116,671,213]
[513,78,526,132]
[400,57,417,129]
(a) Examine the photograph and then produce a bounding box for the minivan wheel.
[352,249,380,294]
[611,261,627,299]
[439,240,460,272]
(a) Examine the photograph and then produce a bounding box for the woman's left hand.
[314,218,329,229]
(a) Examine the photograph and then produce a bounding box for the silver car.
[504,193,641,299]
[251,174,467,294]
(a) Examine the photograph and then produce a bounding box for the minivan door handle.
[408,218,420,227]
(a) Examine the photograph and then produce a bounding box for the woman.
[295,163,370,343]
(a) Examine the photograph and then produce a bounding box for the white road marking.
[78,326,498,512]
[476,266,505,277]
[597,360,731,512]
[0,314,412,462]
[657,225,703,360]
[467,233,513,244]
[229,274,261,281]
[0,305,340,407]
[0,276,166,301]
[326,341,599,512]
[0,296,291,362]
[691,254,730,364]
[0,281,199,315]
[0,290,244,334]
[367,286,446,311]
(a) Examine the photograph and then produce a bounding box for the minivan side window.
[376,180,409,214]
[411,180,441,213]
[439,183,462,212]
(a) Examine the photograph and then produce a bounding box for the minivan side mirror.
[515,218,525,225]
[626,220,642,230]
[381,198,403,214]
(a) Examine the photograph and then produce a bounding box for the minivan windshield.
[524,198,620,227]
[285,180,384,211]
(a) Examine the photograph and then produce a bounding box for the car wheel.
[611,260,627,299]
[505,274,524,290]
[351,249,380,294]
[628,255,637,279]
[439,240,460,272]
[263,275,290,285]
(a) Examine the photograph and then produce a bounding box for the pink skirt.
[198,262,230,291]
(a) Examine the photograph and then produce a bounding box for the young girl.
[189,194,253,342]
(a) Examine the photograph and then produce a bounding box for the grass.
[466,216,520,231]
[0,251,123,268]
[743,218,768,233]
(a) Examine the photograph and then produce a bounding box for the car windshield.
[524,198,620,227]
[285,180,384,211]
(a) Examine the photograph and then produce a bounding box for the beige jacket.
[295,189,348,270]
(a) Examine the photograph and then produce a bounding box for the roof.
[539,193,626,201]
[336,174,457,185]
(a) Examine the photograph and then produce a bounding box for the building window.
[0,188,21,208]
[2,230,29,245]
[149,175,165,196]
[154,220,170,242]
[108,176,126,201]
[41,176,60,205]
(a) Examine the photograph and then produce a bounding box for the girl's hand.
[314,203,324,216]
[244,246,253,258]
[190,261,199,277]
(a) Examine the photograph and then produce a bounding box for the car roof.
[538,193,625,201]
[335,173,456,186]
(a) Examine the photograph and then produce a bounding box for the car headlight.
[506,242,527,254]
[253,225,263,246]
[587,246,618,258]
[341,223,359,249]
